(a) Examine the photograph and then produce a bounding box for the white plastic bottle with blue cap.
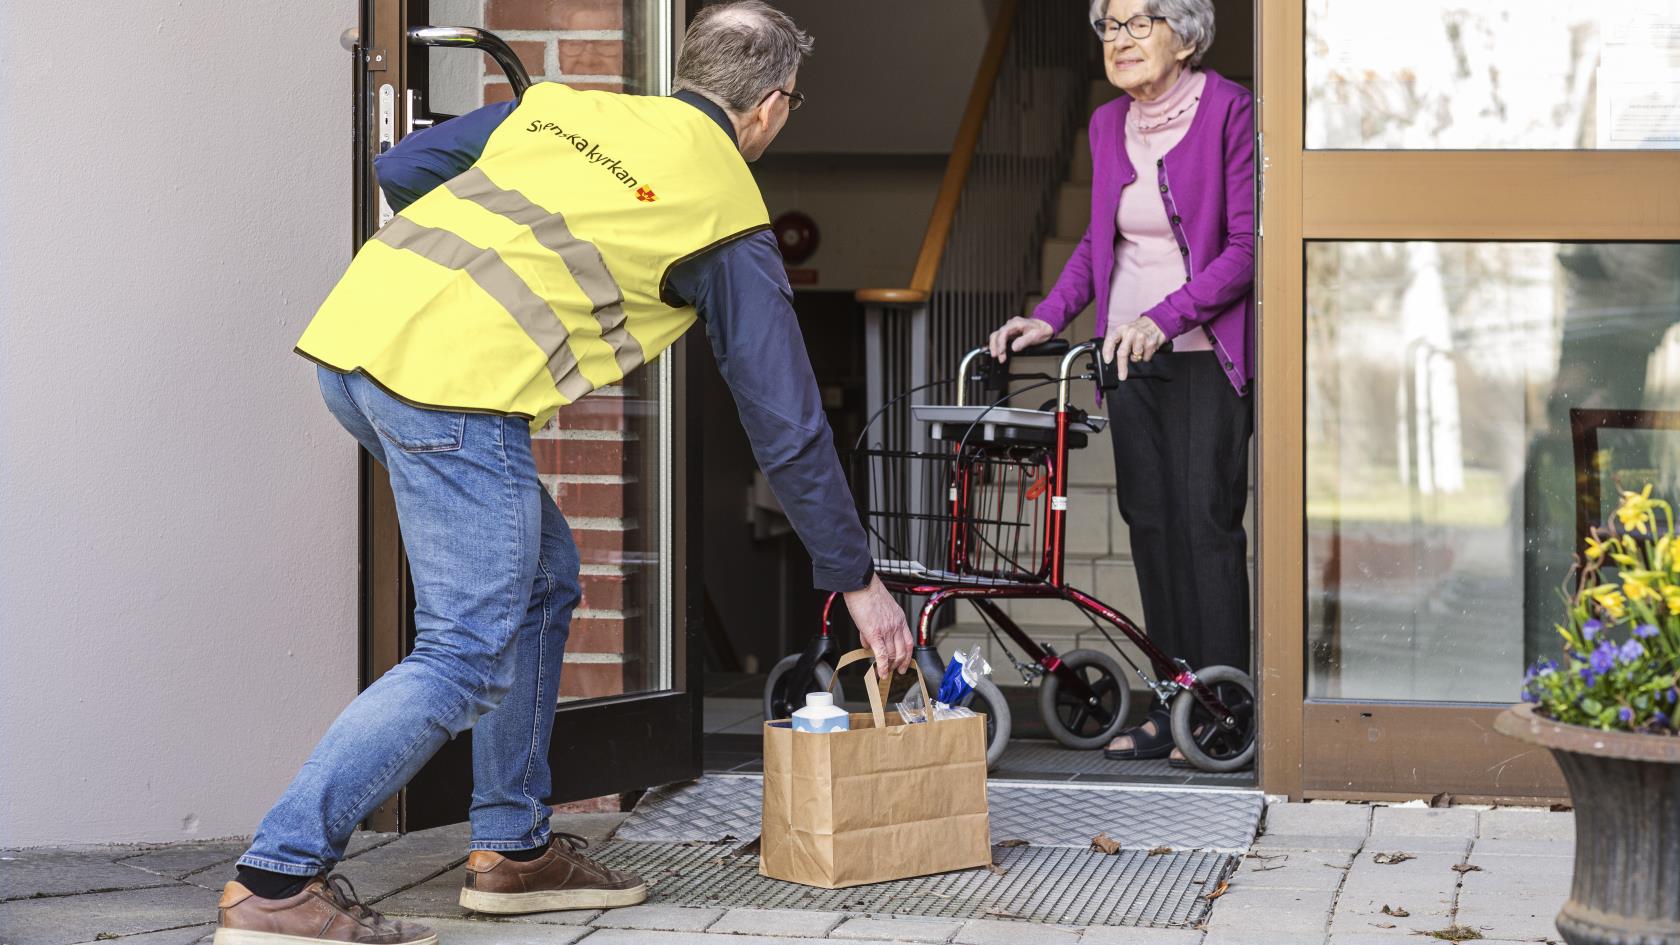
[791,692,849,733]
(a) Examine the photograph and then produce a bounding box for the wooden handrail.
[855,0,1021,306]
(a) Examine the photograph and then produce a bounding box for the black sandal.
[1102,708,1174,761]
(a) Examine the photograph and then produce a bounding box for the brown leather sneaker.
[459,833,648,914]
[213,875,436,945]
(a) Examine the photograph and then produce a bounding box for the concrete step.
[1089,77,1123,115]
[1040,237,1081,296]
[1070,128,1092,184]
[1055,182,1092,240]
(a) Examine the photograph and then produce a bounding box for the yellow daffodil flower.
[1591,585,1629,619]
[1662,583,1680,616]
[1585,535,1610,561]
[1623,570,1657,602]
[1618,485,1657,532]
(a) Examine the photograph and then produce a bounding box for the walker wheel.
[763,653,843,721]
[959,675,1013,770]
[1037,648,1131,750]
[1169,665,1256,772]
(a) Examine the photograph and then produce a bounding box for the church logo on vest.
[525,120,646,193]
[636,187,657,203]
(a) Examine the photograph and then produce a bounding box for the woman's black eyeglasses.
[758,87,805,111]
[1092,14,1167,42]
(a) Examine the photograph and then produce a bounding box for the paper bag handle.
[829,648,933,729]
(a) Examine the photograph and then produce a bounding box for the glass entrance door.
[353,0,697,831]
[1256,0,1680,800]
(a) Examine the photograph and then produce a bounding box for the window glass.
[1306,0,1680,150]
[1306,241,1680,701]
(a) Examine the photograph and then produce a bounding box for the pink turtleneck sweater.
[1105,67,1210,351]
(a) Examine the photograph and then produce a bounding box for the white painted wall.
[0,1,360,845]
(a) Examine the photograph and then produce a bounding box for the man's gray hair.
[675,1,813,113]
[1088,0,1217,68]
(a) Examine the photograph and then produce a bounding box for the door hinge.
[365,47,388,71]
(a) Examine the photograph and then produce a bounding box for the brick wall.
[484,0,627,103]
[480,0,645,702]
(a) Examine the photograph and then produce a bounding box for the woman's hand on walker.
[1103,316,1167,381]
[844,574,914,678]
[987,317,1055,363]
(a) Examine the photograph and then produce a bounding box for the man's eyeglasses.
[1092,14,1167,42]
[759,87,805,111]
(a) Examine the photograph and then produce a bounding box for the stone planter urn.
[1496,703,1680,945]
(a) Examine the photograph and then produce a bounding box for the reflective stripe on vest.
[296,84,770,429]
[372,216,595,403]
[444,168,646,378]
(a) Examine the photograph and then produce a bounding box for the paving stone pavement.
[1,802,1576,945]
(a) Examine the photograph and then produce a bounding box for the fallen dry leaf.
[985,863,1008,876]
[1372,851,1416,865]
[1451,863,1483,874]
[1147,845,1173,856]
[995,839,1030,848]
[1199,880,1230,901]
[1422,925,1484,941]
[1091,833,1122,855]
[1382,904,1411,917]
[1374,923,1396,929]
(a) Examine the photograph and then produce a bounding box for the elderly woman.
[988,0,1254,762]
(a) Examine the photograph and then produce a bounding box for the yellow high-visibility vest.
[297,82,770,429]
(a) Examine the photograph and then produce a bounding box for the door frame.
[1254,0,1680,801]
[352,0,700,832]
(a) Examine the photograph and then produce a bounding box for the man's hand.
[843,575,913,678]
[1102,316,1167,381]
[987,317,1055,364]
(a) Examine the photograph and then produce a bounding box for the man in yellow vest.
[214,5,912,942]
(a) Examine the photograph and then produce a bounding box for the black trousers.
[1105,350,1253,675]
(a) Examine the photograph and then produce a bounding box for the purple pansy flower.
[1590,641,1619,675]
[1635,623,1659,639]
[1583,620,1603,641]
[1619,639,1646,663]
[1619,706,1635,723]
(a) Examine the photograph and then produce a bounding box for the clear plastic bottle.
[791,692,850,733]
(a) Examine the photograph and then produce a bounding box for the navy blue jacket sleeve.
[666,230,875,593]
[373,100,518,213]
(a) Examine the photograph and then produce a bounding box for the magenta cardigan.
[1034,69,1256,394]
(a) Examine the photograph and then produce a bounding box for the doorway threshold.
[597,775,1258,927]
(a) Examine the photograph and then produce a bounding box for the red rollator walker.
[764,338,1256,772]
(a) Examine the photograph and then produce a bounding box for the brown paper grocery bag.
[759,648,991,888]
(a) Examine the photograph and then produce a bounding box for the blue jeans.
[238,367,580,875]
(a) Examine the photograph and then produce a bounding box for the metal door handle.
[407,26,533,97]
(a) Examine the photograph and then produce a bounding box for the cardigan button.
[1171,214,1182,224]
[1159,184,1168,193]
[1155,158,1163,167]
[1224,360,1234,369]
[1179,246,1189,255]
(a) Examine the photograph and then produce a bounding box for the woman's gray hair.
[1088,0,1217,68]
[675,1,814,113]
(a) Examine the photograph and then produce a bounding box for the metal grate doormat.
[591,839,1236,928]
[617,775,1262,853]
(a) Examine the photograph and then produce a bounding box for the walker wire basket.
[852,441,1053,587]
